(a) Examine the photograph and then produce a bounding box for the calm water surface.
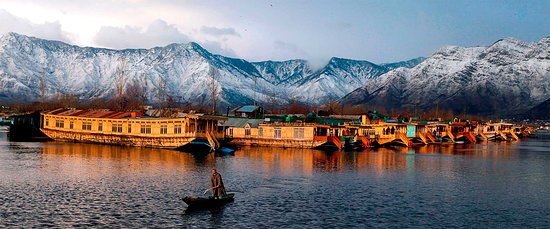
[1,132,549,228]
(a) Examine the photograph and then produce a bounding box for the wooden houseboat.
[344,115,410,147]
[223,117,331,148]
[450,122,478,144]
[479,122,519,141]
[40,108,226,150]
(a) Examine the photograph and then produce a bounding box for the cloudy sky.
[0,0,548,66]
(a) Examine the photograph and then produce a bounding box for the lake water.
[1,131,549,228]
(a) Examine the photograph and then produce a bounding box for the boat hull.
[228,138,326,149]
[41,128,197,149]
[183,193,235,209]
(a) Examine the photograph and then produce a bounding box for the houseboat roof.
[220,117,263,128]
[44,108,138,119]
[235,105,261,113]
[315,117,351,126]
[43,108,226,121]
[329,115,361,120]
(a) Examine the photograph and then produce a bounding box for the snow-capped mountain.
[341,37,550,116]
[0,32,423,108]
[251,60,313,86]
[0,32,272,107]
[380,57,427,70]
[291,58,390,102]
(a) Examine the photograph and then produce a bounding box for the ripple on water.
[1,136,550,227]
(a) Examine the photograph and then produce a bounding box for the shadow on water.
[182,202,230,228]
[183,202,232,215]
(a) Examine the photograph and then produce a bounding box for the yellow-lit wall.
[42,114,222,137]
[228,125,315,140]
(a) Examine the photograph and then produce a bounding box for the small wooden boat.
[183,193,235,209]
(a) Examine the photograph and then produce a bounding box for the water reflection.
[36,142,218,181]
[227,143,516,180]
[3,133,549,228]
[35,141,520,177]
[40,142,215,166]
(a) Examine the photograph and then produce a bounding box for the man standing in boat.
[205,168,226,198]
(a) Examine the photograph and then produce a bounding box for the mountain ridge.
[340,37,550,116]
[0,32,424,107]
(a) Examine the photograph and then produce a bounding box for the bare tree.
[125,78,147,110]
[105,60,130,111]
[156,75,167,109]
[38,72,47,108]
[114,61,128,100]
[323,99,340,115]
[208,66,220,114]
[264,87,282,114]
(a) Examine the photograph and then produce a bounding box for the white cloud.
[200,26,240,37]
[0,9,71,42]
[200,40,237,57]
[273,40,301,53]
[92,19,238,57]
[94,19,190,49]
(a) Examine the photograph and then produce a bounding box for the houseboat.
[40,108,226,150]
[223,117,331,148]
[479,122,519,141]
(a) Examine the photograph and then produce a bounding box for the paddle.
[204,183,223,195]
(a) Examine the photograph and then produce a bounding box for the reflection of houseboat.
[40,108,226,150]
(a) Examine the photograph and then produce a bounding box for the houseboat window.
[127,124,132,133]
[140,124,152,134]
[294,128,304,140]
[112,124,122,133]
[274,128,282,139]
[55,119,64,128]
[258,127,263,137]
[245,126,251,136]
[98,122,103,131]
[160,125,168,134]
[70,121,74,129]
[174,125,182,134]
[45,119,49,127]
[82,121,92,131]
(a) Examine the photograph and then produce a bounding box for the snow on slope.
[0,32,424,107]
[0,32,273,106]
[380,57,427,70]
[291,57,389,102]
[341,37,550,115]
[251,59,313,86]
